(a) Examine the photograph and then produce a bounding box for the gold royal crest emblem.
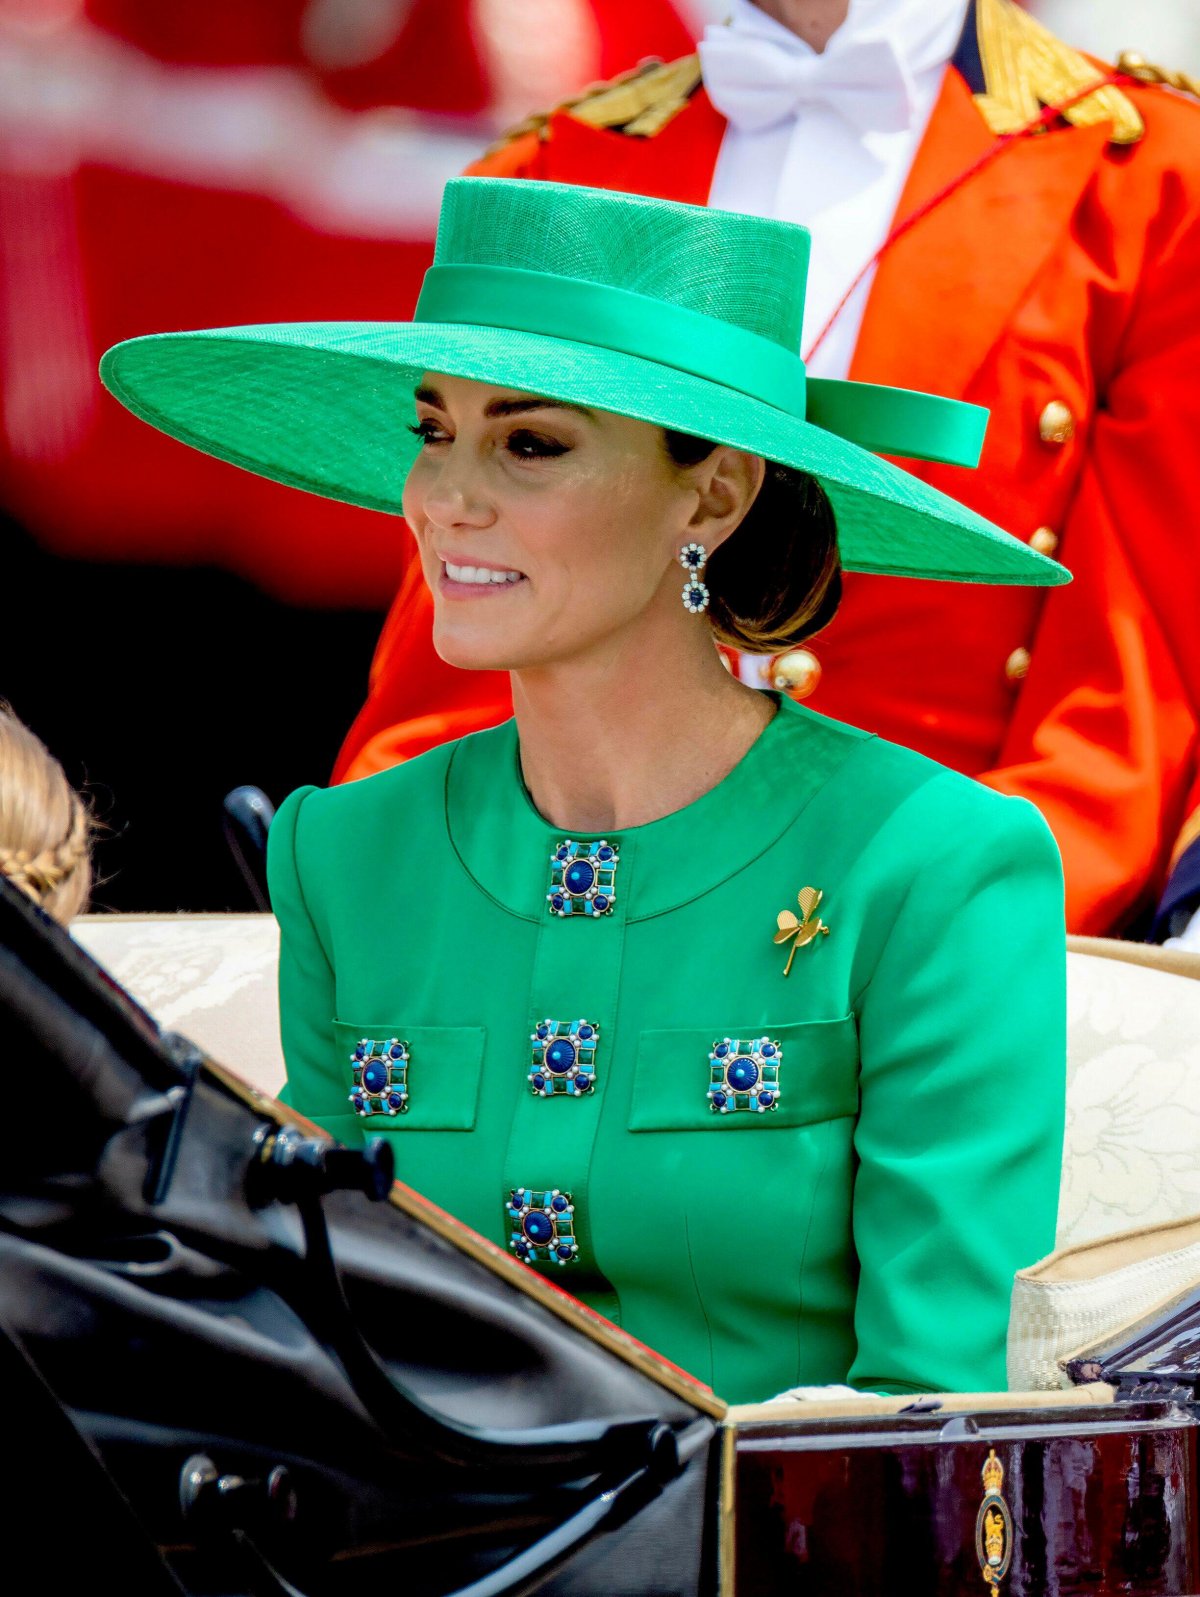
[976,1448,1014,1591]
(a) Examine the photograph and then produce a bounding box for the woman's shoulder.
[276,720,513,835]
[270,720,516,882]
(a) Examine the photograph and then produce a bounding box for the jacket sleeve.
[266,783,340,1118]
[978,191,1200,935]
[849,778,1067,1394]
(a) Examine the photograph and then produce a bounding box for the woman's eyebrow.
[412,385,592,420]
[484,396,594,419]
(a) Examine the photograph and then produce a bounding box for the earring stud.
[679,542,709,614]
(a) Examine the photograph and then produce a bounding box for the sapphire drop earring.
[679,542,709,614]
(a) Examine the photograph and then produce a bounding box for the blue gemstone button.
[362,1061,388,1092]
[545,1039,577,1073]
[592,895,609,911]
[578,1024,594,1040]
[597,845,614,861]
[708,1036,783,1114]
[564,859,596,895]
[508,1188,577,1267]
[523,1211,554,1245]
[727,1056,759,1091]
[551,894,565,911]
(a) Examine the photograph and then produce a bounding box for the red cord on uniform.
[803,70,1134,363]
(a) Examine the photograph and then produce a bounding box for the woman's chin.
[431,626,522,674]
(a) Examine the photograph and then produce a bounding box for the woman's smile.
[438,553,528,599]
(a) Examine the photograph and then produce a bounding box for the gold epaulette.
[973,0,1144,145]
[482,53,702,157]
[1116,51,1200,103]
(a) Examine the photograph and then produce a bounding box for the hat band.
[414,264,987,468]
[415,264,808,417]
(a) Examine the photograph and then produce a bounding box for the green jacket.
[268,696,1065,1403]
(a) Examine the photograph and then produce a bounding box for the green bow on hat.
[100,176,1067,589]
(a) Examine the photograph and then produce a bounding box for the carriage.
[5,873,1200,1595]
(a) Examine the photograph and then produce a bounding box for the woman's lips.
[439,558,528,599]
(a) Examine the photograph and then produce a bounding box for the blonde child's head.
[0,705,93,924]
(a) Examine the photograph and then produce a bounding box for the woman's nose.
[419,442,496,530]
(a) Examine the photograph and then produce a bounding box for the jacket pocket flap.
[628,1016,858,1132]
[332,1021,486,1131]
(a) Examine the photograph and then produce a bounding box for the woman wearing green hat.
[101,177,1067,1402]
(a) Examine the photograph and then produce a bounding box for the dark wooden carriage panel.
[729,1402,1200,1596]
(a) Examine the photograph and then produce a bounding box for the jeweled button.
[523,1211,554,1246]
[545,1039,577,1074]
[727,1056,760,1091]
[564,859,596,895]
[362,1061,388,1092]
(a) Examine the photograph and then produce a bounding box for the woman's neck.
[511,634,775,833]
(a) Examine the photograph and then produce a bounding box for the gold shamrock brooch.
[774,887,830,976]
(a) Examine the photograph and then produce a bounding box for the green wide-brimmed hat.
[101,177,1066,588]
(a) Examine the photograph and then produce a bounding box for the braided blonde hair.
[0,705,93,924]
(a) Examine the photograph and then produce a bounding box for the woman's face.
[403,374,741,673]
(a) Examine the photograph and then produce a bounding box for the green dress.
[268,695,1065,1404]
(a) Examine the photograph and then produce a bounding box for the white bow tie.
[699,25,918,137]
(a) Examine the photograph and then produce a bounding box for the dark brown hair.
[663,430,841,653]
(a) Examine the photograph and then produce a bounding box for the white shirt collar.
[718,0,969,82]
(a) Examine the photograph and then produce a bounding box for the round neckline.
[445,694,867,922]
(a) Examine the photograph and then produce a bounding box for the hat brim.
[100,321,1068,588]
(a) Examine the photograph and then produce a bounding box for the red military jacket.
[334,0,1200,937]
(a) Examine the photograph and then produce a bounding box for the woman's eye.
[507,429,568,460]
[409,419,449,446]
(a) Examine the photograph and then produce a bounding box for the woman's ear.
[687,448,766,554]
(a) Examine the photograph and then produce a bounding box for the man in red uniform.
[334,0,1200,939]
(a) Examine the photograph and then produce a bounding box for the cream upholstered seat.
[1059,936,1200,1248]
[73,912,285,1098]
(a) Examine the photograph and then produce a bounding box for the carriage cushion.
[1059,939,1200,1249]
[72,912,284,1096]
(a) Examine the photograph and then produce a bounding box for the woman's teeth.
[444,562,523,585]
